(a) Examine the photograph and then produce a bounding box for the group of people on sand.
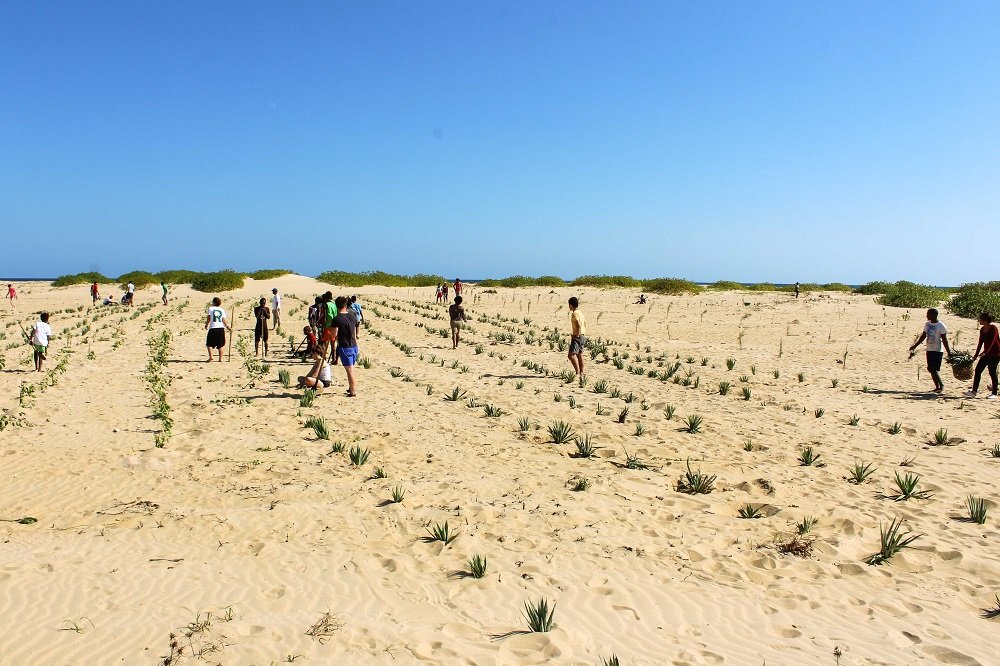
[909,308,999,399]
[435,279,462,304]
[88,280,171,307]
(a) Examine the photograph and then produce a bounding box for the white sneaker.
[964,390,978,398]
[988,394,998,400]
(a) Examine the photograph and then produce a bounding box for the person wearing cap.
[271,288,282,331]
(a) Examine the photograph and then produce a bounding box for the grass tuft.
[866,517,921,565]
[522,598,555,633]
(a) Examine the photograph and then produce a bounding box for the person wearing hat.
[271,288,281,331]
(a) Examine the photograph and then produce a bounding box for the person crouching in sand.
[298,348,333,395]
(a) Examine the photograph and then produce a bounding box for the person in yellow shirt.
[568,296,587,375]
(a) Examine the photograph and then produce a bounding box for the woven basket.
[951,362,974,381]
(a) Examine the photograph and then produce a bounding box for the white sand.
[1,276,997,664]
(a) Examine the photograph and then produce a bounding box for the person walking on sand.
[454,278,462,296]
[794,282,800,298]
[435,284,443,303]
[442,282,449,303]
[126,281,135,307]
[271,288,282,331]
[329,296,359,396]
[350,295,364,331]
[30,312,52,372]
[908,308,951,393]
[204,297,232,362]
[966,312,1000,400]
[161,281,169,305]
[7,284,16,309]
[253,297,271,357]
[568,296,587,376]
[91,282,100,305]
[449,295,468,349]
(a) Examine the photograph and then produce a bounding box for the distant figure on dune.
[794,282,800,298]
[7,284,16,309]
[253,297,271,357]
[271,288,282,331]
[308,296,323,334]
[91,282,100,304]
[30,312,52,372]
[635,294,646,305]
[967,312,999,400]
[454,278,462,295]
[103,294,116,306]
[449,295,468,349]
[568,296,587,376]
[204,297,232,362]
[161,281,169,305]
[908,308,951,393]
[126,281,135,307]
[435,284,443,303]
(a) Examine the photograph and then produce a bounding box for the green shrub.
[247,269,292,280]
[822,282,854,292]
[572,275,641,288]
[854,281,893,295]
[948,282,1000,320]
[155,269,204,284]
[316,271,443,287]
[117,270,157,291]
[536,275,567,287]
[876,281,946,309]
[708,280,744,290]
[641,278,701,295]
[51,272,111,287]
[746,283,778,291]
[191,270,246,293]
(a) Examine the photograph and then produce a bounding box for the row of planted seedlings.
[145,329,173,448]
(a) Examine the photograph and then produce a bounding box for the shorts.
[322,328,336,343]
[34,344,47,356]
[255,325,269,342]
[569,335,587,354]
[206,328,226,349]
[450,320,463,331]
[338,345,359,366]
[926,351,943,372]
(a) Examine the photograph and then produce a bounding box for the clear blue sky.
[2,2,998,284]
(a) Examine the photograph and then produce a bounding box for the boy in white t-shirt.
[30,312,53,372]
[908,308,951,393]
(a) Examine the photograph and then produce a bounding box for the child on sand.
[161,281,169,305]
[7,284,16,309]
[253,297,271,357]
[966,312,999,400]
[568,297,586,376]
[908,308,951,393]
[91,282,100,304]
[449,295,468,349]
[204,297,232,362]
[30,312,52,372]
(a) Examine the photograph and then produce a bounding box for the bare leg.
[345,365,356,395]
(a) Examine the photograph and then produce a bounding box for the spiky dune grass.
[0,279,996,665]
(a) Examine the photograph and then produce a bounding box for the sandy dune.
[1,276,998,665]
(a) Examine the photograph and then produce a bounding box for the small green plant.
[574,434,597,458]
[390,485,405,503]
[797,372,805,383]
[797,516,816,534]
[798,446,823,466]
[389,367,404,378]
[348,446,371,466]
[738,374,750,383]
[444,386,467,401]
[571,477,591,491]
[738,504,764,519]
[278,369,291,388]
[427,521,458,545]
[683,414,703,434]
[299,388,316,408]
[359,356,373,369]
[814,408,825,418]
[743,439,754,452]
[848,414,861,426]
[741,387,752,401]
[633,422,646,436]
[967,495,988,524]
[664,404,676,420]
[372,466,387,479]
[483,404,504,418]
[848,461,876,484]
[623,447,650,470]
[523,598,555,633]
[830,379,839,388]
[311,418,330,440]
[548,421,576,444]
[616,407,629,424]
[328,441,345,454]
[517,416,531,432]
[888,422,902,435]
[468,554,488,578]
[932,428,949,446]
[889,471,931,500]
[726,358,736,370]
[773,369,780,379]
[990,443,1000,458]
[595,403,609,416]
[866,517,921,565]
[676,459,715,494]
[425,385,434,395]
[718,381,731,395]
[515,381,524,390]
[609,387,621,399]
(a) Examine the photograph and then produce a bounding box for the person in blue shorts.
[330,295,359,396]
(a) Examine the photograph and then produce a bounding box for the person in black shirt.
[253,297,270,357]
[330,295,359,396]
